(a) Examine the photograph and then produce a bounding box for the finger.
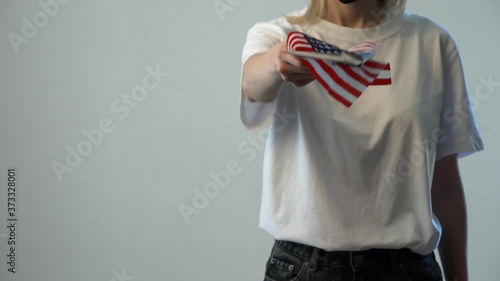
[278,62,312,75]
[279,51,306,68]
[282,74,316,84]
[292,78,316,88]
[282,72,316,81]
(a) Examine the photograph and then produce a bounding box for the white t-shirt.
[239,8,484,255]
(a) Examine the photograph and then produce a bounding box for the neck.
[323,0,387,28]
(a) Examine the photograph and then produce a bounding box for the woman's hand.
[241,42,316,103]
[272,42,316,87]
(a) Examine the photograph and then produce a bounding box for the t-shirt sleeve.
[435,38,484,161]
[239,21,288,131]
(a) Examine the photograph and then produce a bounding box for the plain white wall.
[0,0,498,280]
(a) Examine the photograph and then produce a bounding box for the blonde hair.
[286,0,407,26]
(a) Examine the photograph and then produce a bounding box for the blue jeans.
[263,239,443,281]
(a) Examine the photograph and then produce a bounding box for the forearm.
[433,179,469,281]
[241,48,283,103]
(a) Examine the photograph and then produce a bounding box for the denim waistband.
[275,239,430,271]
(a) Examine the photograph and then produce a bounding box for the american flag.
[286,31,391,107]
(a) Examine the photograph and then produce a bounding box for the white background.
[0,0,498,280]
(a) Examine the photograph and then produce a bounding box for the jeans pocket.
[264,243,309,281]
[399,252,443,281]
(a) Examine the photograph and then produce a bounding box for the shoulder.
[241,8,304,63]
[402,12,459,56]
[403,13,453,38]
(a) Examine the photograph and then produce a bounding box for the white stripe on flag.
[306,58,357,104]
[375,70,391,79]
[288,33,306,43]
[348,66,376,82]
[330,65,373,93]
[363,64,386,73]
[293,43,313,50]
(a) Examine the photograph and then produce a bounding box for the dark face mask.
[338,0,360,3]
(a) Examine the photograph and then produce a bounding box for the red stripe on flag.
[339,64,370,86]
[301,59,352,107]
[290,40,309,50]
[363,60,387,69]
[360,67,380,79]
[295,47,314,52]
[317,60,362,98]
[371,78,392,85]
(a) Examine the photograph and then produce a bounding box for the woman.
[240,0,483,280]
